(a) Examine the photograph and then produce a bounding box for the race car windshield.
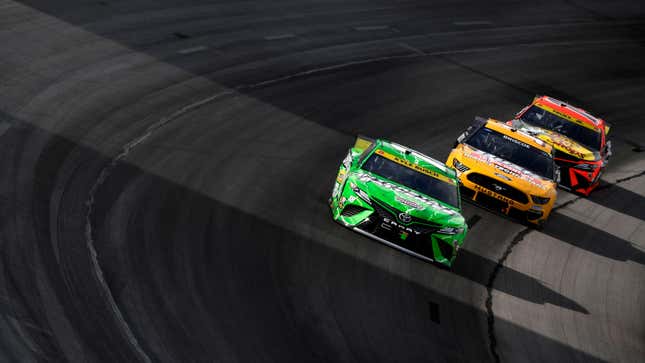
[361,153,460,208]
[466,127,554,179]
[520,105,602,150]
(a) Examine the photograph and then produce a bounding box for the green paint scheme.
[329,137,468,267]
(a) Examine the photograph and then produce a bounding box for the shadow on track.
[588,184,645,221]
[0,112,606,362]
[453,250,589,314]
[543,212,645,266]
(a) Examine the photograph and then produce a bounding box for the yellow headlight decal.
[375,149,456,185]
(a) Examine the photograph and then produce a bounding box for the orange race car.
[508,96,611,196]
[447,117,558,227]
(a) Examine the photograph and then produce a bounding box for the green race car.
[329,136,468,267]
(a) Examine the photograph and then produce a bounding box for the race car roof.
[375,139,457,179]
[484,118,554,154]
[534,95,605,132]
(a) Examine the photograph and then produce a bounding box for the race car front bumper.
[353,228,437,264]
[332,202,461,267]
[458,172,554,226]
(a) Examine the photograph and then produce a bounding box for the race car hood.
[458,145,556,194]
[512,120,599,161]
[350,172,465,227]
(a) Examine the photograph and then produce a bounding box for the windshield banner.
[374,149,456,185]
[537,104,600,132]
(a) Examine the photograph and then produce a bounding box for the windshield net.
[361,153,460,208]
[520,105,601,150]
[466,127,554,179]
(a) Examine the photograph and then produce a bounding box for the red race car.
[508,96,611,196]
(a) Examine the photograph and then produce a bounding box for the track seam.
[82,42,645,361]
[81,55,430,360]
[485,169,645,362]
[485,227,531,363]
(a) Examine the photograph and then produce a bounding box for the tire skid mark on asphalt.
[83,87,238,362]
[486,170,645,362]
[82,40,645,361]
[177,45,209,55]
[82,49,497,362]
[263,33,296,41]
[85,163,152,362]
[63,13,644,357]
[453,21,493,26]
[353,25,391,31]
[397,42,425,56]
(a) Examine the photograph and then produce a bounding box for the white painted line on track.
[354,25,390,31]
[177,45,208,55]
[398,42,426,55]
[453,20,493,26]
[264,33,296,41]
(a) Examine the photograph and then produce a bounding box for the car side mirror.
[605,140,612,157]
[601,140,612,167]
[455,133,466,147]
[554,165,561,184]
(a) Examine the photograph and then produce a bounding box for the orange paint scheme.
[447,118,558,226]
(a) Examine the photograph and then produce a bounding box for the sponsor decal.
[472,184,515,206]
[333,152,353,198]
[358,173,457,216]
[332,182,340,197]
[381,217,418,235]
[463,148,548,190]
[536,104,600,132]
[398,212,412,223]
[502,135,530,148]
[374,149,456,185]
[396,196,422,209]
[548,138,587,160]
[494,172,512,181]
[523,124,590,160]
[336,169,346,183]
[543,97,601,126]
[342,152,352,169]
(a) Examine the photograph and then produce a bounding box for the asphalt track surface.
[0,0,644,362]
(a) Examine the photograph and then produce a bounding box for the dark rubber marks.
[467,214,482,229]
[428,301,440,324]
